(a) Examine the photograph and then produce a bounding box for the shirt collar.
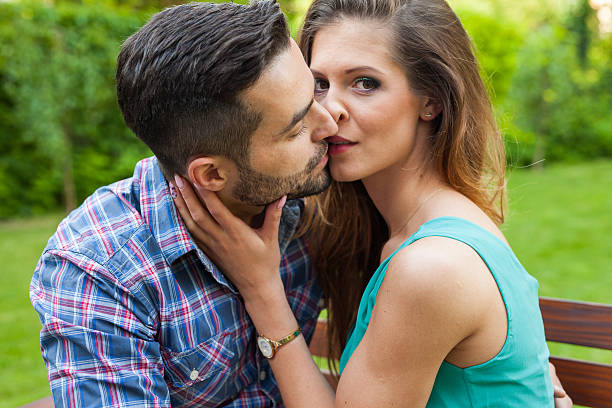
[137,157,304,292]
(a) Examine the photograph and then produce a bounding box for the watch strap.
[270,328,302,349]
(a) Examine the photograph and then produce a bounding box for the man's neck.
[218,194,266,228]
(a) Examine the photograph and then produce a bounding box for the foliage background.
[0,0,311,218]
[0,0,611,219]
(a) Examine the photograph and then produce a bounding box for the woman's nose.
[320,91,349,124]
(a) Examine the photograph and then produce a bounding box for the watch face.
[257,337,274,358]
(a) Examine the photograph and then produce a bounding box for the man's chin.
[286,179,331,201]
[288,171,331,200]
[234,166,331,207]
[244,177,331,207]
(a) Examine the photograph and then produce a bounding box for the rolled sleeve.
[31,250,169,408]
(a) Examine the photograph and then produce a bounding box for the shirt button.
[259,370,267,381]
[190,369,199,381]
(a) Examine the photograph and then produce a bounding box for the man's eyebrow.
[279,98,314,135]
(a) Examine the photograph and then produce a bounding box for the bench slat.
[313,299,612,354]
[17,396,53,408]
[540,297,612,350]
[310,319,329,357]
[549,356,612,408]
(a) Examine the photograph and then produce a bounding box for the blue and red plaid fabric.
[30,157,323,407]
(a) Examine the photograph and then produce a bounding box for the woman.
[173,0,567,406]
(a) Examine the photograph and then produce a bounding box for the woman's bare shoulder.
[380,236,497,334]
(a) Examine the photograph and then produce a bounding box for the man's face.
[230,40,338,206]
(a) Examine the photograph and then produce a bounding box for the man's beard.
[232,142,330,206]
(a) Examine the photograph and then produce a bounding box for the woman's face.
[310,19,431,182]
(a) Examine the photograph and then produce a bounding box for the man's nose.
[310,101,338,143]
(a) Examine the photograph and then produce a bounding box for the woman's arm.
[171,178,468,407]
[170,177,572,408]
[252,242,471,408]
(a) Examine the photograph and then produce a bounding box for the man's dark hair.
[116,1,290,178]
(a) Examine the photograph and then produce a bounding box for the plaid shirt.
[30,157,323,408]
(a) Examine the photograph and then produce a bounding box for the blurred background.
[0,0,610,406]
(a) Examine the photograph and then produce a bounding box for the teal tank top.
[339,217,553,407]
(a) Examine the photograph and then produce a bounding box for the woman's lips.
[329,144,355,155]
[327,136,357,156]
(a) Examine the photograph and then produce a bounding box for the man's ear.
[187,157,230,192]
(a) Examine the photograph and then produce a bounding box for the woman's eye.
[314,78,329,93]
[354,77,380,91]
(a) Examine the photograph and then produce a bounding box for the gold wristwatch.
[256,328,302,359]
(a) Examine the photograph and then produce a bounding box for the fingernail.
[169,184,177,199]
[174,174,184,190]
[277,195,287,209]
[553,385,565,396]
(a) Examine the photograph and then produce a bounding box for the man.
[30,1,336,406]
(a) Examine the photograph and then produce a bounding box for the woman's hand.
[550,362,573,408]
[170,175,287,300]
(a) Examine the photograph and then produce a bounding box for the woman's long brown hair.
[296,0,506,374]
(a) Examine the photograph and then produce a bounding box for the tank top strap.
[379,216,512,272]
[409,216,506,250]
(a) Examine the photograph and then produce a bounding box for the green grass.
[503,160,612,367]
[0,214,63,408]
[1,161,611,406]
[504,161,612,303]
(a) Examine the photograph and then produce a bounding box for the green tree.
[0,1,151,217]
[457,9,523,105]
[455,0,612,167]
[507,16,612,167]
[0,0,309,219]
[567,0,595,67]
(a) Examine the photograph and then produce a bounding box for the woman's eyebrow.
[344,66,383,74]
[310,66,384,76]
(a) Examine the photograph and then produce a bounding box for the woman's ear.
[187,157,230,192]
[420,97,443,121]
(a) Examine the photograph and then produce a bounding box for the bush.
[0,1,151,218]
[506,19,612,166]
[1,0,610,218]
[458,9,524,105]
[0,0,311,219]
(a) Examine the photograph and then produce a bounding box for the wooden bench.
[20,297,612,407]
[538,297,612,407]
[309,297,612,408]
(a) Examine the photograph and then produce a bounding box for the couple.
[30,0,570,407]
